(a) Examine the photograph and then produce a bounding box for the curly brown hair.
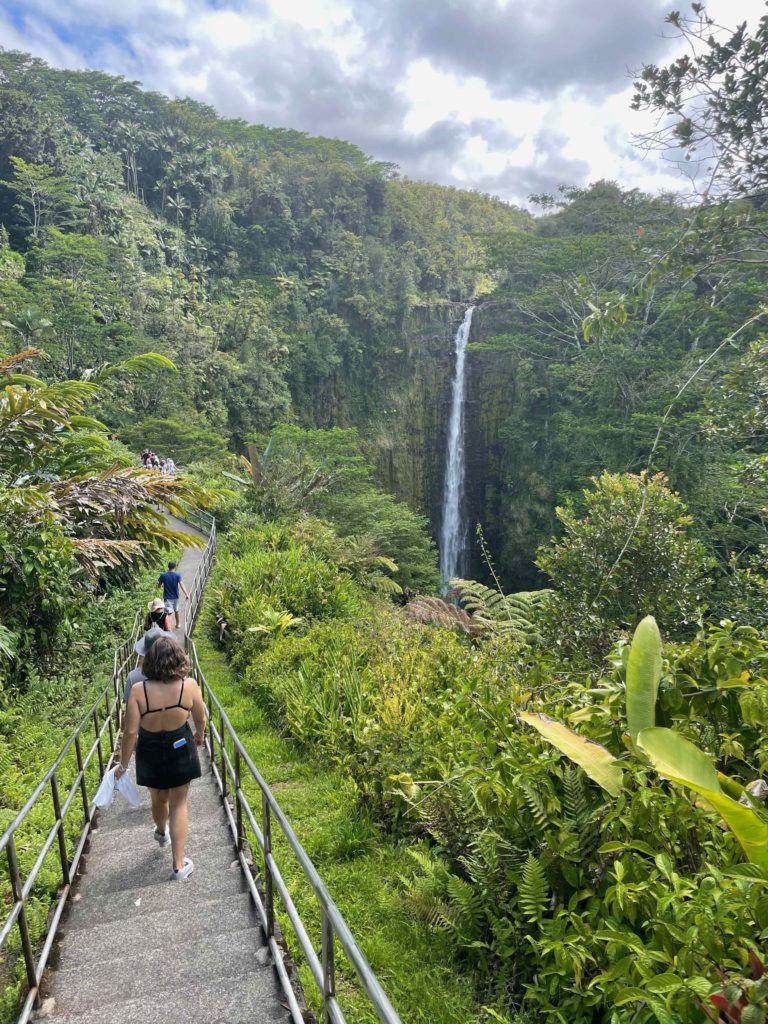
[142,636,191,682]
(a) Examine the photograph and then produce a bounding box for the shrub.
[536,471,712,657]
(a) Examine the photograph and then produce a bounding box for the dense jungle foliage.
[4,4,768,1022]
[1,43,766,596]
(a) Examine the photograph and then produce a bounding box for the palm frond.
[71,538,142,575]
[80,352,177,382]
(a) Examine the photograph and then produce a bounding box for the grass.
[194,634,485,1024]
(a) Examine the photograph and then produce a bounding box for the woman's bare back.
[133,676,199,732]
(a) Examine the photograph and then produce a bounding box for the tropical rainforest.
[3,4,768,1023]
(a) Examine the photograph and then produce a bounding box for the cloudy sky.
[1,0,765,205]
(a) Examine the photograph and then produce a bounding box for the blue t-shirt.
[159,571,182,601]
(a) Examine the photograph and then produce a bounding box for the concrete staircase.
[36,528,291,1024]
[38,749,290,1024]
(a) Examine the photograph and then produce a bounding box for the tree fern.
[407,595,480,634]
[450,578,552,642]
[519,853,549,923]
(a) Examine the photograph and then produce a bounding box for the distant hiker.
[144,597,175,633]
[151,453,160,469]
[116,636,206,880]
[159,561,189,629]
[141,449,150,467]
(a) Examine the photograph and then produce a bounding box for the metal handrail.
[179,522,403,1024]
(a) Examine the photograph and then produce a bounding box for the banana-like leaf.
[637,727,768,867]
[626,615,662,742]
[520,711,624,796]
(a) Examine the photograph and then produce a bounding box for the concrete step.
[59,891,260,964]
[74,840,241,898]
[91,801,230,837]
[84,828,235,870]
[47,928,268,1013]
[62,869,251,932]
[36,969,289,1024]
[88,802,231,843]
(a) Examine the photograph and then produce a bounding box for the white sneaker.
[153,828,171,848]
[171,857,194,881]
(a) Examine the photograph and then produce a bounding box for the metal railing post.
[7,836,38,997]
[73,735,89,823]
[207,691,215,773]
[92,709,104,777]
[50,772,70,887]
[235,748,244,852]
[219,709,228,800]
[105,690,115,753]
[321,907,336,1024]
[262,791,274,938]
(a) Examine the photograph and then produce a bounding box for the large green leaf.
[637,727,768,867]
[626,615,662,742]
[520,712,624,796]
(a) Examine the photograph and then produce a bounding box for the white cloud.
[3,0,767,205]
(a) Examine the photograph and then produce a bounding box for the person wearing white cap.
[123,600,175,701]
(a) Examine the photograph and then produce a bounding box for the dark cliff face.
[374,302,464,543]
[464,304,519,584]
[373,300,552,590]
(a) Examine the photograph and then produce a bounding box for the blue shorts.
[164,598,180,612]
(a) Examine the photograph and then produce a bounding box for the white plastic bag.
[115,769,142,808]
[94,767,116,809]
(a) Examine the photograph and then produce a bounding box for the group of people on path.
[114,560,205,881]
[141,449,176,475]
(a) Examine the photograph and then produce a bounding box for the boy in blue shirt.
[158,561,189,629]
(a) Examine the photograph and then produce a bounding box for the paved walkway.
[38,526,290,1024]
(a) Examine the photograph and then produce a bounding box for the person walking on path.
[158,561,189,629]
[123,600,176,701]
[116,637,206,880]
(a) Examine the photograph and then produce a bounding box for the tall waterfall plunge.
[439,305,475,583]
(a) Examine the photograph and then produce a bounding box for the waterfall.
[439,305,475,584]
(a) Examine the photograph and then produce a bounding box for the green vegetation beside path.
[194,634,483,1024]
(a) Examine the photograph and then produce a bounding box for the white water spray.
[439,305,475,583]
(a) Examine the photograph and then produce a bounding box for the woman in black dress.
[117,637,206,880]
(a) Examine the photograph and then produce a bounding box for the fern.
[402,848,485,945]
[407,595,480,633]
[520,781,549,829]
[443,873,485,937]
[562,768,594,858]
[519,853,549,924]
[0,623,18,660]
[450,578,552,642]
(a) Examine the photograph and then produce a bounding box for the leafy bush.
[209,519,374,671]
[536,471,713,657]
